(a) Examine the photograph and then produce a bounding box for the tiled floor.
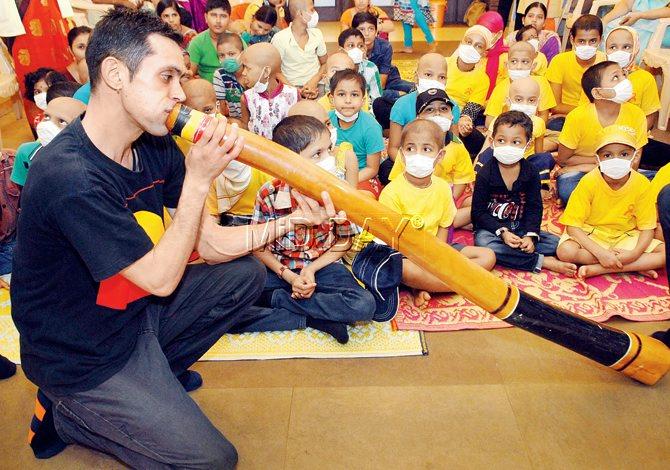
[2,22,670,469]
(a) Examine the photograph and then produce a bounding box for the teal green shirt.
[329,110,385,169]
[188,31,247,82]
[11,141,41,187]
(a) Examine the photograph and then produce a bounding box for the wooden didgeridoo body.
[167,104,670,385]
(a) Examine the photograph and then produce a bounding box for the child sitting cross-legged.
[472,111,576,275]
[556,126,665,279]
[329,69,385,197]
[252,115,376,344]
[239,42,299,139]
[379,119,495,307]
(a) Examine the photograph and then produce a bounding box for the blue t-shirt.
[10,141,41,186]
[390,91,462,127]
[73,82,91,104]
[11,118,186,394]
[329,110,385,169]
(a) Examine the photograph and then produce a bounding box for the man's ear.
[99,56,125,91]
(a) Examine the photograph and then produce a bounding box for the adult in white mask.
[546,15,605,132]
[554,61,648,204]
[12,97,86,189]
[556,126,664,280]
[604,25,659,131]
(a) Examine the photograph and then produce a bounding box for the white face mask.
[34,92,47,111]
[416,78,445,94]
[316,155,338,175]
[575,45,598,61]
[252,66,270,93]
[457,44,482,64]
[508,68,531,81]
[527,38,540,52]
[493,144,526,165]
[509,102,538,117]
[346,47,364,64]
[427,115,452,132]
[404,152,436,178]
[607,50,632,68]
[36,120,62,146]
[334,109,359,122]
[598,156,632,179]
[329,127,338,148]
[304,10,319,28]
[603,78,633,104]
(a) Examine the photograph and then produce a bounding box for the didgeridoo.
[167,104,670,385]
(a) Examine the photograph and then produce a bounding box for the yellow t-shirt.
[648,163,670,204]
[488,115,546,158]
[379,174,456,237]
[446,54,490,108]
[560,169,657,242]
[496,51,548,82]
[545,50,606,107]
[206,168,273,217]
[388,141,475,184]
[576,68,661,116]
[558,102,648,157]
[484,76,556,118]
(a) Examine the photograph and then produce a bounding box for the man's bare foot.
[577,264,606,279]
[639,269,659,279]
[401,47,413,54]
[413,290,431,308]
[542,256,577,276]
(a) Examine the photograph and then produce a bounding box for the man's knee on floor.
[208,440,238,470]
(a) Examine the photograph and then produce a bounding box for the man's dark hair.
[86,9,182,91]
[570,14,603,38]
[46,81,82,103]
[492,111,533,142]
[217,32,244,49]
[352,12,378,30]
[24,68,68,101]
[581,60,616,102]
[515,25,536,42]
[254,5,278,26]
[273,115,328,154]
[67,26,92,48]
[329,69,366,95]
[338,28,365,47]
[206,0,231,14]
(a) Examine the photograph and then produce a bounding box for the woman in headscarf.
[476,11,507,98]
[507,2,560,63]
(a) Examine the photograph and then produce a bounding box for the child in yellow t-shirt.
[379,119,495,307]
[497,26,548,82]
[388,89,475,228]
[556,61,648,203]
[478,77,553,188]
[557,126,664,279]
[486,41,556,125]
[545,14,606,129]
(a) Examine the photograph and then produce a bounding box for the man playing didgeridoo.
[11,9,345,469]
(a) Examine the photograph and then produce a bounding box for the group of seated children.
[12,4,669,340]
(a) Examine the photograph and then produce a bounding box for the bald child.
[239,42,299,139]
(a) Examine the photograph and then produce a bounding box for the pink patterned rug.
[394,200,670,331]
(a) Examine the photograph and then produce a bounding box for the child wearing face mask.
[546,14,606,131]
[212,33,245,119]
[316,52,360,109]
[388,90,474,228]
[486,41,556,125]
[23,68,69,130]
[478,77,554,189]
[555,61,648,204]
[239,42,299,139]
[502,25,548,77]
[250,115,376,345]
[556,126,664,279]
[338,29,382,105]
[472,111,576,275]
[447,25,493,157]
[241,5,277,45]
[379,119,495,308]
[328,69,385,197]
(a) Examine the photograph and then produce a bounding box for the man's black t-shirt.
[11,118,185,395]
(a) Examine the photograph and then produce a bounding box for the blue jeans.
[0,234,16,275]
[475,229,560,272]
[255,263,376,326]
[556,170,586,204]
[547,116,565,132]
[476,149,555,183]
[402,0,435,47]
[658,186,670,281]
